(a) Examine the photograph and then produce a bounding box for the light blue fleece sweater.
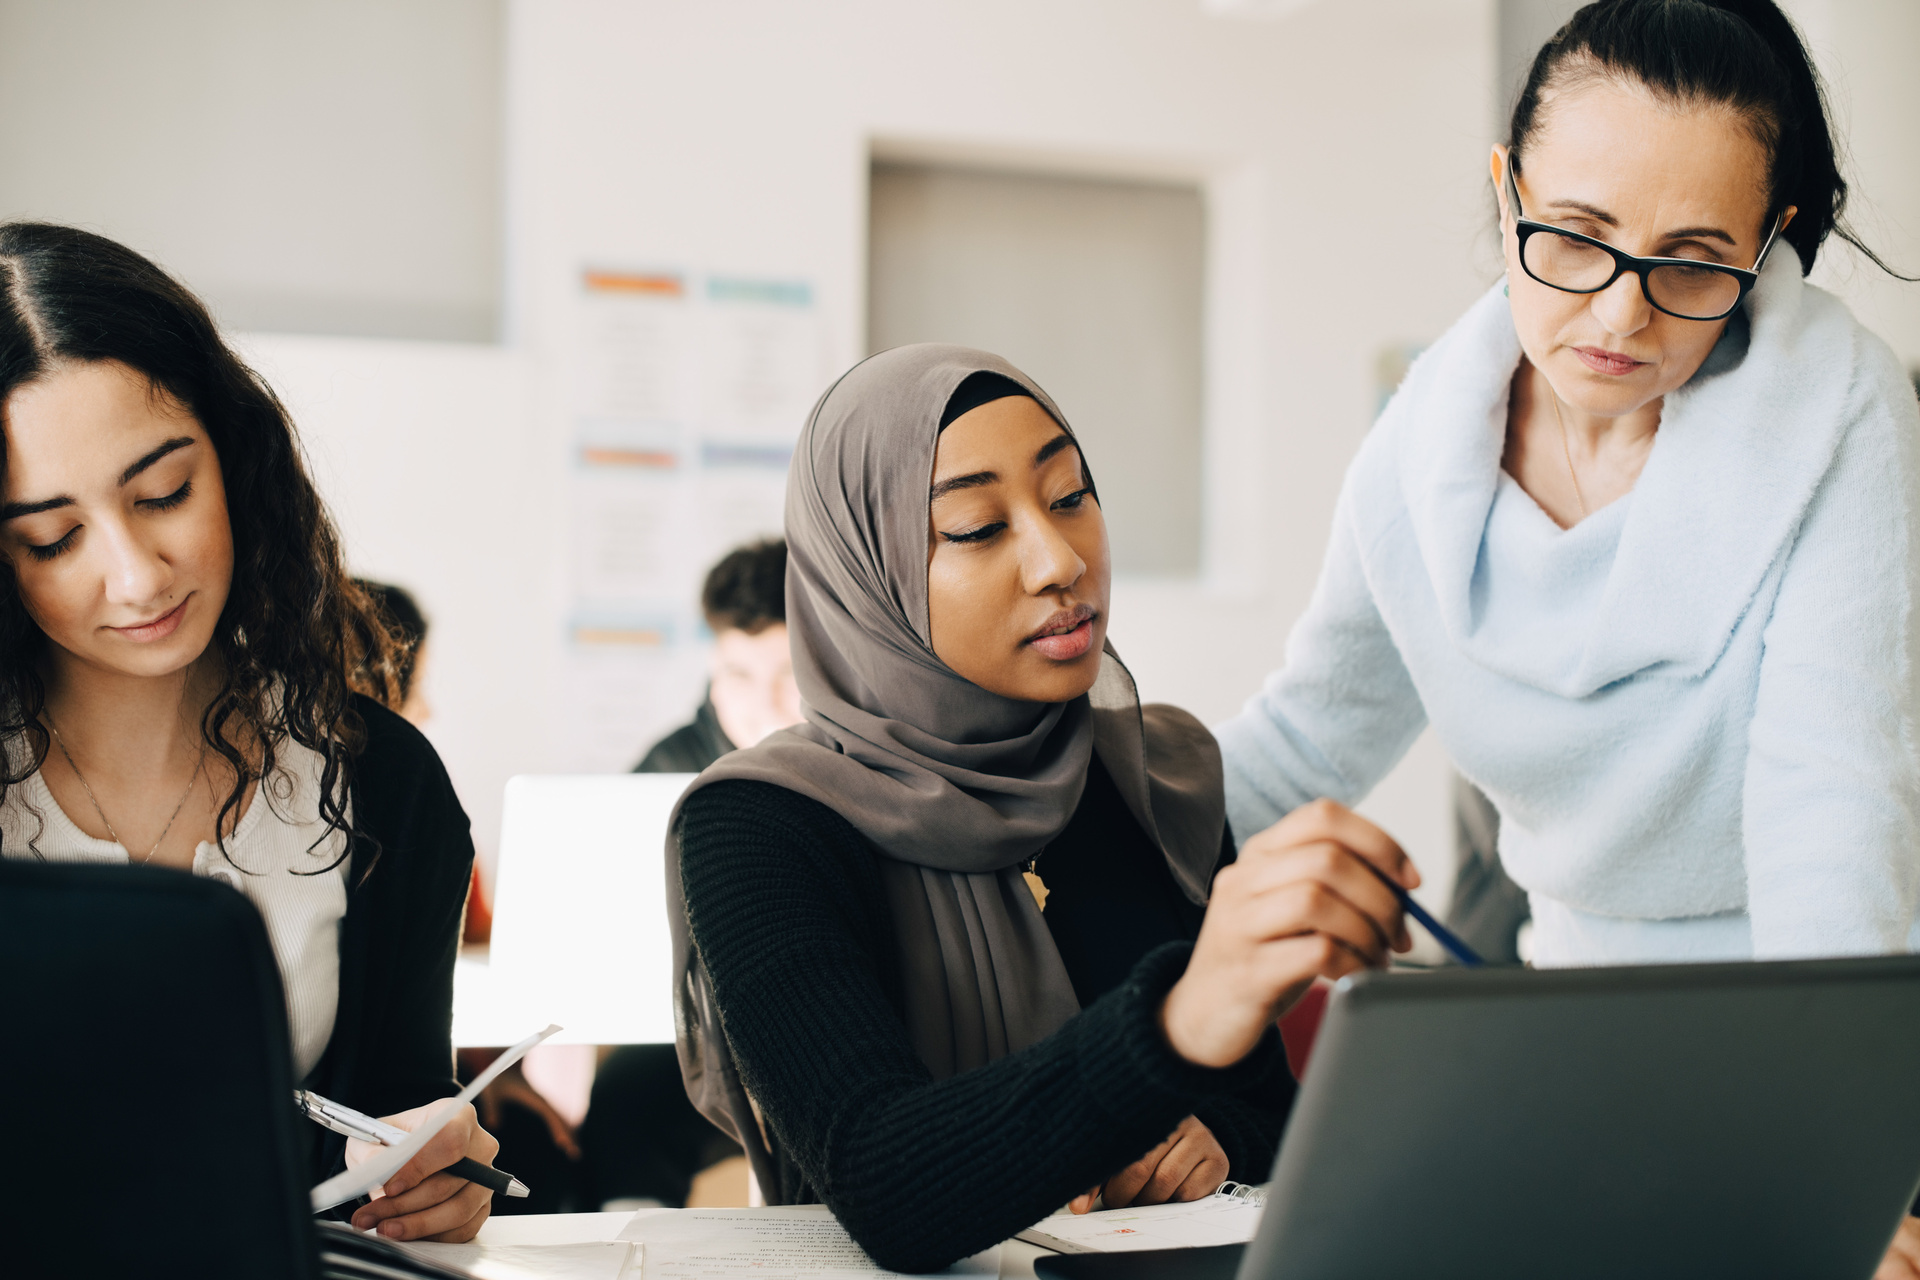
[1218,252,1920,965]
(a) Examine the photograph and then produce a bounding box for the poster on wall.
[560,267,828,772]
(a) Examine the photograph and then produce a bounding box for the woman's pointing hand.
[1160,798,1416,1069]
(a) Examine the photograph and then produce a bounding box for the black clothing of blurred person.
[588,540,797,1208]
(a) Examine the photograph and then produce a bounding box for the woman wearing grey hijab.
[667,345,1416,1272]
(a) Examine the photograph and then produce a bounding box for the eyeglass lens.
[1522,229,1742,320]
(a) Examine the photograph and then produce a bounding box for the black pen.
[444,1156,528,1199]
[296,1089,531,1198]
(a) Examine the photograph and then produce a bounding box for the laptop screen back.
[477,773,696,1046]
[1246,957,1920,1280]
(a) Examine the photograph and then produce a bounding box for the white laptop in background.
[454,773,696,1047]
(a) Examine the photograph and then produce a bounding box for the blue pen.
[1359,860,1486,967]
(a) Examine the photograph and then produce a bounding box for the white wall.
[1496,0,1582,115]
[869,163,1208,577]
[1786,0,1920,370]
[232,335,537,862]
[0,0,504,340]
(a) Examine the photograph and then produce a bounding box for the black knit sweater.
[302,696,476,1187]
[677,761,1297,1272]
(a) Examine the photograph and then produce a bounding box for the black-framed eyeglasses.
[1502,156,1782,322]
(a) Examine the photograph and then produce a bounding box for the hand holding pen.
[299,1090,524,1243]
[1161,798,1422,1070]
[1355,856,1485,967]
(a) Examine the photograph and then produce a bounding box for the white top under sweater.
[0,740,348,1077]
[1218,252,1920,966]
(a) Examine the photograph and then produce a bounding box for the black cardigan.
[677,772,1296,1273]
[302,695,476,1185]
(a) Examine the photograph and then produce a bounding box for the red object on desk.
[463,863,493,945]
[1277,980,1331,1080]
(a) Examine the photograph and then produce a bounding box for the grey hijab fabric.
[665,344,1226,1197]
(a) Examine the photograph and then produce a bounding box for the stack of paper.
[1015,1192,1264,1254]
[316,1223,632,1280]
[616,1206,999,1279]
[396,1241,633,1280]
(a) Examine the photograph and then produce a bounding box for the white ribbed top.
[0,740,349,1078]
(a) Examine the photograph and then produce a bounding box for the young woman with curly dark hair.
[0,222,497,1244]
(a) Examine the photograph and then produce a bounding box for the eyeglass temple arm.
[1751,210,1786,272]
[1502,150,1525,219]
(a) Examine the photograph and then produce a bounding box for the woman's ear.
[1490,145,1512,222]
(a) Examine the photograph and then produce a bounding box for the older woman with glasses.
[1219,0,1920,972]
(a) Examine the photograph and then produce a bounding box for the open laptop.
[1040,955,1920,1280]
[1,860,320,1279]
[471,773,697,1046]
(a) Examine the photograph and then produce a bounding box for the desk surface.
[474,1209,1056,1278]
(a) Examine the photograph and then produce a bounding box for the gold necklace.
[1546,379,1589,520]
[45,717,208,865]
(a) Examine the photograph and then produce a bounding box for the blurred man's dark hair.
[701,540,785,637]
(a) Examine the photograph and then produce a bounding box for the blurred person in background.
[1445,777,1531,964]
[359,578,585,1213]
[356,581,484,938]
[584,542,805,1209]
[633,538,799,772]
[359,580,431,729]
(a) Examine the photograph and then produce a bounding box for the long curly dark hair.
[0,222,408,872]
